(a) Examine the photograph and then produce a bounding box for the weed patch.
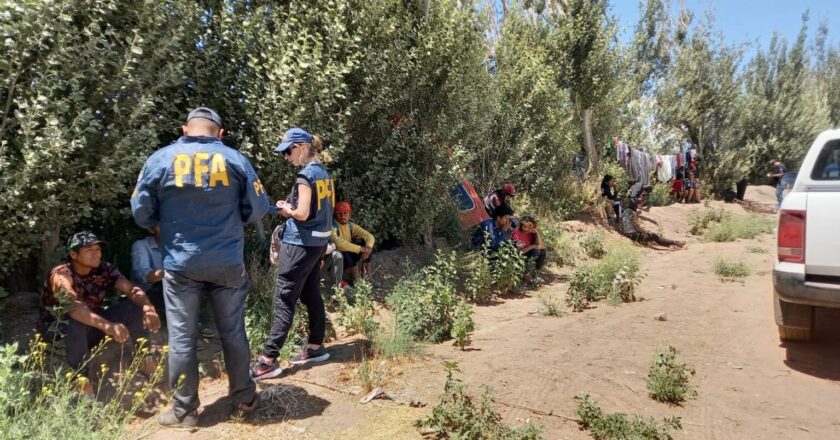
[538,292,565,317]
[492,241,527,294]
[0,336,166,439]
[648,183,672,207]
[417,362,543,439]
[647,346,696,404]
[331,279,378,337]
[246,258,304,360]
[461,251,494,304]
[687,208,726,235]
[704,214,773,242]
[566,245,644,311]
[387,251,461,343]
[576,393,681,440]
[581,232,606,259]
[451,300,475,350]
[747,246,768,254]
[355,356,389,393]
[540,220,579,267]
[371,319,421,360]
[713,259,751,279]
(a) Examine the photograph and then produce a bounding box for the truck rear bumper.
[774,269,840,308]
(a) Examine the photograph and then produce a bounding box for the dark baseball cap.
[273,127,313,153]
[67,231,108,251]
[187,107,223,128]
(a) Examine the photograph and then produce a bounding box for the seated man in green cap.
[41,230,161,380]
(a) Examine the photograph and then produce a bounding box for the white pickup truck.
[773,130,840,341]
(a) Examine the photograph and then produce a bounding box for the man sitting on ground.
[619,202,685,249]
[483,183,516,217]
[41,231,161,379]
[325,201,375,286]
[472,204,514,252]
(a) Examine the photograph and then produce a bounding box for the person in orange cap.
[324,201,375,286]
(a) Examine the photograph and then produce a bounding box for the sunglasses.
[282,144,298,157]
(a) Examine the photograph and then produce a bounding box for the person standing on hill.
[251,128,335,380]
[132,107,272,427]
[768,159,786,208]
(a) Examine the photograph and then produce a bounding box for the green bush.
[704,214,773,242]
[747,246,768,254]
[387,251,460,343]
[331,279,378,337]
[492,240,527,295]
[647,346,697,404]
[713,259,751,279]
[461,251,495,303]
[0,336,165,440]
[538,293,565,317]
[647,183,672,207]
[580,232,606,259]
[540,220,579,267]
[451,300,476,350]
[575,393,681,440]
[687,208,726,235]
[417,362,544,439]
[371,319,422,360]
[566,245,643,312]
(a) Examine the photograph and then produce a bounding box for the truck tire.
[774,291,814,342]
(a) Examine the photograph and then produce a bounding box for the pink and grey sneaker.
[290,346,330,365]
[250,355,283,380]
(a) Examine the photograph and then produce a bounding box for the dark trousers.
[164,265,254,417]
[66,299,146,371]
[625,232,680,247]
[524,248,547,270]
[342,237,372,270]
[262,243,327,359]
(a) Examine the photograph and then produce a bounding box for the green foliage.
[492,241,527,295]
[647,183,672,207]
[417,362,544,440]
[539,218,579,267]
[387,251,460,343]
[567,245,644,312]
[575,393,682,440]
[332,279,378,337]
[580,232,606,259]
[0,335,165,440]
[355,356,389,393]
[713,259,751,279]
[747,246,768,254]
[451,300,475,350]
[687,208,726,235]
[462,251,495,304]
[371,319,421,360]
[703,215,773,242]
[647,346,697,404]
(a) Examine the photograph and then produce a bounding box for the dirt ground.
[8,185,840,439]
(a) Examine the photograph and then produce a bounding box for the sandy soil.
[11,184,839,439]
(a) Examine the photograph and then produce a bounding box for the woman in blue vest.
[251,128,335,380]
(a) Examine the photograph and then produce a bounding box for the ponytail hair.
[299,134,333,163]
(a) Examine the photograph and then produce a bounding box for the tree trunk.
[423,0,430,22]
[581,107,598,174]
[38,211,61,287]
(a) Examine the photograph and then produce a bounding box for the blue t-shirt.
[131,136,273,270]
[471,218,511,252]
[282,161,334,247]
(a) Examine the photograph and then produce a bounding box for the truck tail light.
[778,210,806,263]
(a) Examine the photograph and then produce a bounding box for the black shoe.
[290,346,330,365]
[231,395,260,421]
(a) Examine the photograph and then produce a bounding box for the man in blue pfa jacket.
[131,107,272,427]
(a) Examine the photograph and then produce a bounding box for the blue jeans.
[775,183,784,205]
[163,265,255,417]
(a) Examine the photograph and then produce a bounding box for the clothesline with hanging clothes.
[612,137,702,185]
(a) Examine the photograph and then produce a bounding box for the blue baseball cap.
[273,127,313,154]
[187,107,223,128]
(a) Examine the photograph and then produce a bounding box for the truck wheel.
[774,291,814,342]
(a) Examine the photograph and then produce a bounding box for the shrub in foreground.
[647,346,697,404]
[575,393,681,440]
[417,362,543,440]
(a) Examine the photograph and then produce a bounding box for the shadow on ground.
[782,307,840,381]
[198,383,330,427]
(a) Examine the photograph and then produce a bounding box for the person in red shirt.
[511,215,546,271]
[671,172,686,203]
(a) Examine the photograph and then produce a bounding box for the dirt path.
[133,187,840,439]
